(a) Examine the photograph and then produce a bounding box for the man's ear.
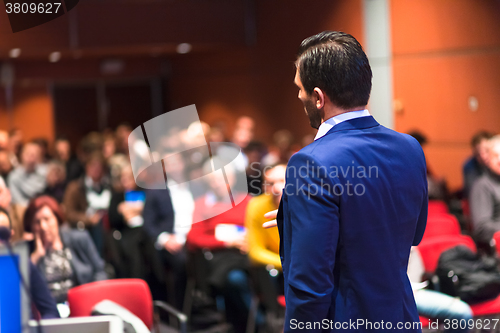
[313,87,326,110]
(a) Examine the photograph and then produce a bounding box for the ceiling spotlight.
[176,43,192,54]
[9,48,21,58]
[49,51,61,63]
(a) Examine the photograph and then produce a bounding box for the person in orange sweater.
[246,164,286,269]
[245,164,286,318]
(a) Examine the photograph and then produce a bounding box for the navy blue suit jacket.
[277,116,427,332]
[143,189,175,242]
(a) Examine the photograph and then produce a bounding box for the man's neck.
[322,105,367,124]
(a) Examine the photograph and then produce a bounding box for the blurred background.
[0,0,498,192]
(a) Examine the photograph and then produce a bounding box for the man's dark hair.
[471,131,493,148]
[296,31,372,109]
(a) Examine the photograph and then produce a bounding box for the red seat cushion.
[277,295,286,308]
[470,293,500,316]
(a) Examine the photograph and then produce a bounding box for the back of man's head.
[296,31,372,110]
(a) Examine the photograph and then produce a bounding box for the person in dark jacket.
[108,165,163,281]
[24,195,106,303]
[0,206,59,319]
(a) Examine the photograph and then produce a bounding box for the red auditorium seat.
[428,200,449,216]
[417,236,500,317]
[67,278,187,332]
[68,279,154,328]
[422,214,461,240]
[469,294,500,316]
[417,235,476,273]
[493,232,500,256]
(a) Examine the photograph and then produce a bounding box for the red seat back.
[67,279,153,328]
[417,235,476,273]
[493,232,500,256]
[428,200,449,216]
[422,214,461,240]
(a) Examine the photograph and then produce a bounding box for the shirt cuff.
[127,216,144,228]
[156,232,172,249]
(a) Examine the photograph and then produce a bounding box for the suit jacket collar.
[323,115,379,136]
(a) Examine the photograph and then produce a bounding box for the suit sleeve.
[412,143,428,246]
[283,153,339,332]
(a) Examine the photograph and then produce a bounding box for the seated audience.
[246,164,285,269]
[32,138,52,163]
[143,153,193,309]
[0,176,24,242]
[0,150,13,182]
[186,159,252,333]
[8,128,23,168]
[24,195,106,303]
[43,161,67,203]
[470,135,500,246]
[8,142,47,206]
[463,131,493,197]
[108,165,163,282]
[245,164,286,320]
[53,137,84,183]
[0,206,60,319]
[409,130,449,201]
[63,152,111,254]
[408,247,472,333]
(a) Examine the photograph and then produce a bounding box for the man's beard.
[304,99,322,129]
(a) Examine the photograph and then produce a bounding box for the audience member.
[53,137,84,183]
[8,128,23,167]
[470,135,500,246]
[24,195,106,303]
[114,123,132,155]
[262,129,295,166]
[409,130,449,201]
[0,150,13,183]
[0,206,60,319]
[108,165,163,282]
[63,152,111,254]
[32,137,52,163]
[103,133,129,191]
[143,153,193,309]
[43,161,67,203]
[232,116,255,151]
[245,164,286,320]
[246,164,285,269]
[8,142,47,206]
[186,159,252,333]
[463,131,493,197]
[0,176,24,242]
[244,141,266,195]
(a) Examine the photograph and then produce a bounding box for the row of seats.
[418,200,500,319]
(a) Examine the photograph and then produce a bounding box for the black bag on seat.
[436,245,500,304]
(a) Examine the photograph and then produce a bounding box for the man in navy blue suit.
[271,31,428,332]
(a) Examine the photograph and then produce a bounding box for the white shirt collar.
[314,109,371,141]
